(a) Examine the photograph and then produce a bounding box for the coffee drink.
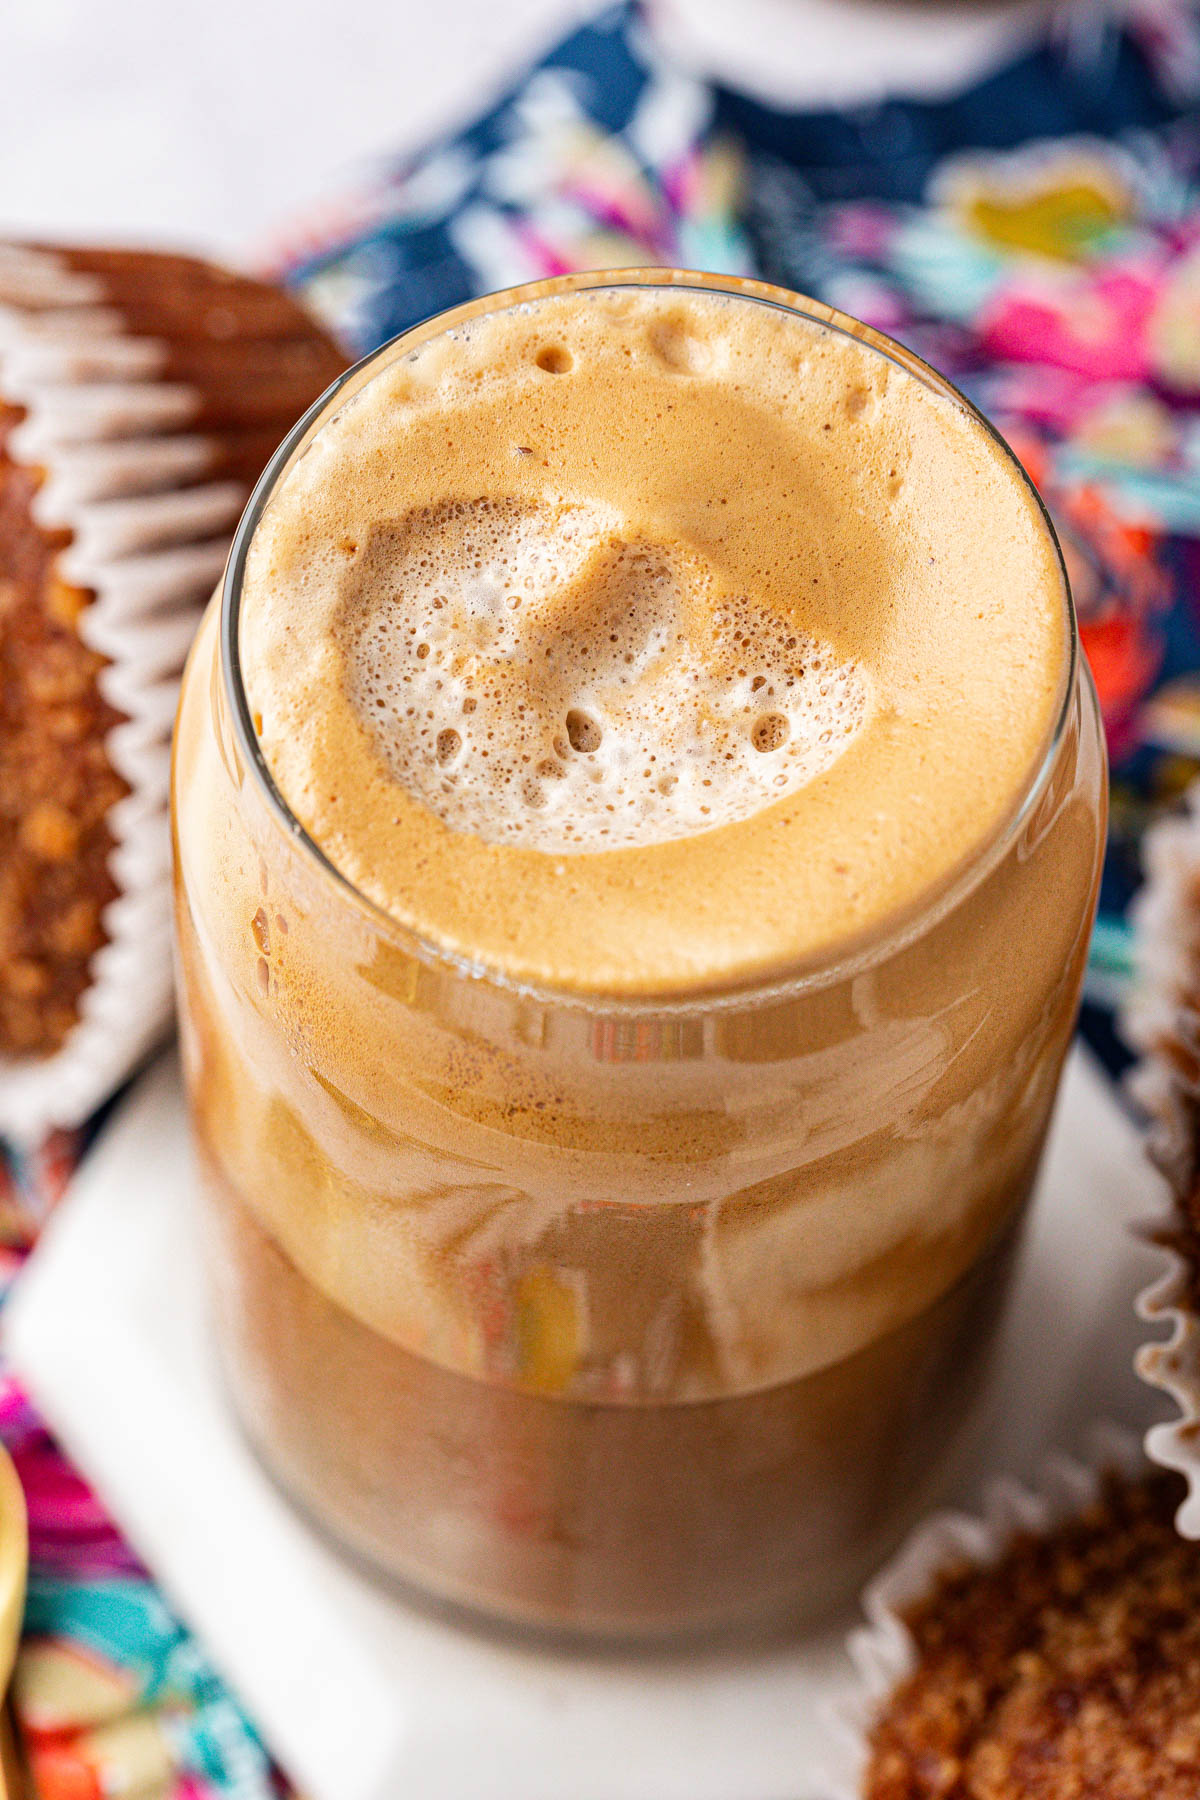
[172,272,1105,1635]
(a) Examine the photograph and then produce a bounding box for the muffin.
[864,1470,1197,1796]
[827,1435,1197,1798]
[0,244,344,1137]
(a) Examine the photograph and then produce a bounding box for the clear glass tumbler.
[172,273,1106,1638]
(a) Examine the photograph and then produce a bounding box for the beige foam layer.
[241,279,1069,995]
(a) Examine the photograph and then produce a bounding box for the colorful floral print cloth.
[9,4,1200,1793]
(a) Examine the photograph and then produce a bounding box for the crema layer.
[239,278,1068,994]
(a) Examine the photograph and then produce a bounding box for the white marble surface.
[0,0,1056,264]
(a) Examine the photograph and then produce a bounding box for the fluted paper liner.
[1123,783,1200,1534]
[0,245,240,1141]
[817,1423,1146,1798]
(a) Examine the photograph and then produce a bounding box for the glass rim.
[220,267,1082,1014]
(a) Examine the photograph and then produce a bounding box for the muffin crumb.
[865,1469,1200,1799]
[0,409,125,1058]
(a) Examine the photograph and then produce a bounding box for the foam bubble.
[340,497,869,852]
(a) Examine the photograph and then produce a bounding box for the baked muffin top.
[865,1469,1200,1799]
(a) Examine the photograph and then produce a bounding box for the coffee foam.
[342,496,868,851]
[239,279,1069,993]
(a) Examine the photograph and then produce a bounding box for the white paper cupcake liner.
[818,1422,1147,1799]
[0,244,247,1142]
[1133,1249,1200,1533]
[1122,781,1200,1535]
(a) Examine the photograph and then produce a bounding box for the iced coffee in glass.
[172,271,1105,1637]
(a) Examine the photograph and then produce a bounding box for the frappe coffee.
[173,273,1105,1634]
